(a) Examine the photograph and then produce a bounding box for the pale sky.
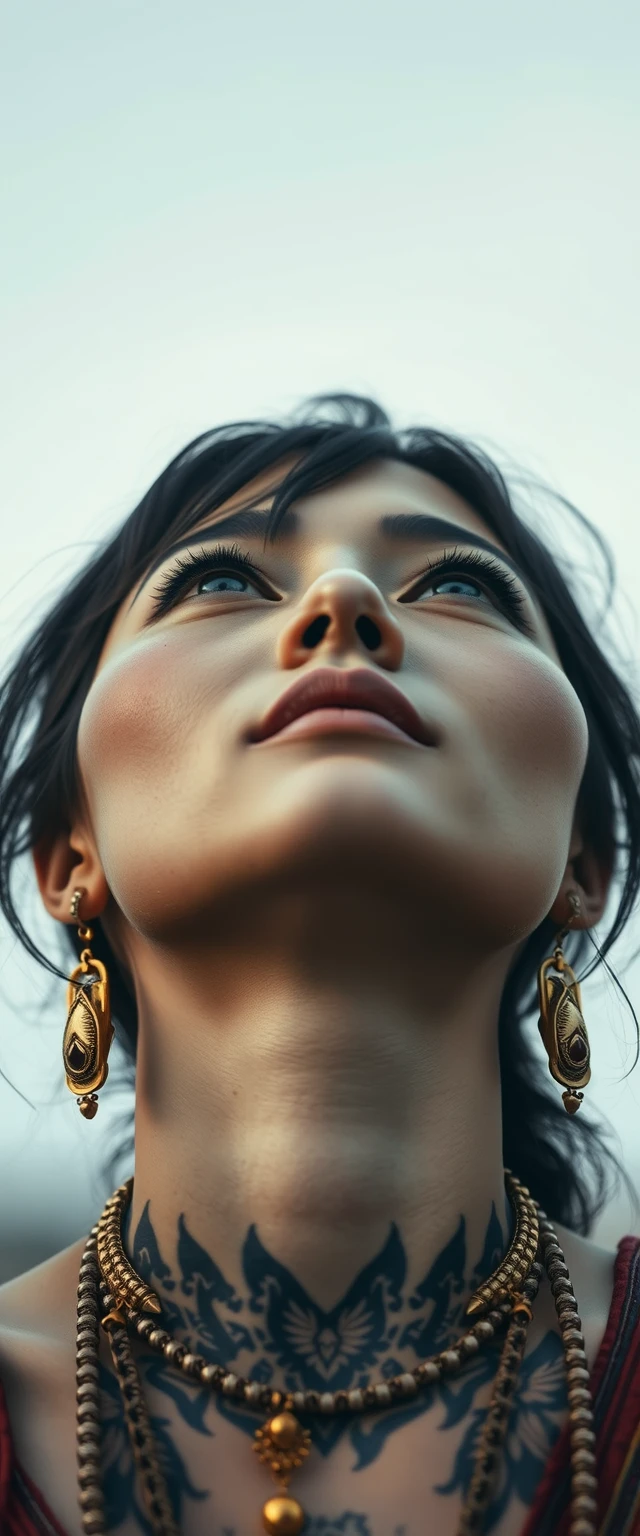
[1,0,639,1274]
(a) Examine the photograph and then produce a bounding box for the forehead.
[183,455,507,546]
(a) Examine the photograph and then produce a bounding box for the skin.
[0,458,616,1536]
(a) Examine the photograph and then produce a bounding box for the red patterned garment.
[1,1237,640,1535]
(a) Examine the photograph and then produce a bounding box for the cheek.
[469,648,589,791]
[76,631,236,870]
[450,643,590,909]
[80,640,195,792]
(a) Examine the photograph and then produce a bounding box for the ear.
[547,824,612,932]
[33,824,110,928]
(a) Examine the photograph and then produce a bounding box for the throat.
[125,1186,514,1391]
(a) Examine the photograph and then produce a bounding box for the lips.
[249,668,438,747]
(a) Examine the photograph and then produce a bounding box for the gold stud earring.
[62,889,114,1119]
[537,891,591,1114]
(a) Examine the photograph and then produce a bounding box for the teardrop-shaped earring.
[62,889,114,1119]
[537,891,591,1115]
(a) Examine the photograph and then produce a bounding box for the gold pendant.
[254,1396,310,1534]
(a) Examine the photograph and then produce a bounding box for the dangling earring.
[62,889,114,1119]
[537,891,591,1115]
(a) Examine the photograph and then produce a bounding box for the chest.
[8,1336,568,1536]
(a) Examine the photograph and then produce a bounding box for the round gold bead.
[268,1411,301,1450]
[262,1494,305,1535]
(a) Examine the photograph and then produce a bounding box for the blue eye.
[150,543,273,616]
[401,547,534,635]
[198,571,255,595]
[427,576,485,599]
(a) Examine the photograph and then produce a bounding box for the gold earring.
[62,890,114,1119]
[537,891,591,1115]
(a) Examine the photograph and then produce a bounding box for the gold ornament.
[262,1494,306,1535]
[254,1396,311,1534]
[97,1179,162,1315]
[62,889,113,1118]
[466,1170,539,1315]
[538,893,591,1114]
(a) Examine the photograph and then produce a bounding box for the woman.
[0,394,639,1536]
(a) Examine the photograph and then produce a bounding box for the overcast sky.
[1,0,639,1275]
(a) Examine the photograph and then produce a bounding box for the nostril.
[355,615,382,651]
[301,615,331,649]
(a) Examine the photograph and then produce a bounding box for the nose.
[276,568,405,671]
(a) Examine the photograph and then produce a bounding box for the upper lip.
[249,668,438,746]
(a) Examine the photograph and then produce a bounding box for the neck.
[125,886,515,1379]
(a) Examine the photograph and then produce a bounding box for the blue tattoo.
[97,1201,566,1531]
[99,1360,209,1533]
[437,1329,566,1525]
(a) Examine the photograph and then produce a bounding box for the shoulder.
[0,1239,85,1502]
[0,1237,84,1351]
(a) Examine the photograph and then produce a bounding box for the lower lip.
[254,708,423,746]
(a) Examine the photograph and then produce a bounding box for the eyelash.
[401,546,533,632]
[149,541,533,633]
[150,544,270,615]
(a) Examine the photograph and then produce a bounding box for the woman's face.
[76,458,589,952]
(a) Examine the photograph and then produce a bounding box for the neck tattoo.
[74,1174,596,1536]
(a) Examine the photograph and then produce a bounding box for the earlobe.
[33,827,110,925]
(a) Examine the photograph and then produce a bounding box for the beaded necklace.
[74,1171,598,1536]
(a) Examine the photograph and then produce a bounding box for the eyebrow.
[379,512,530,585]
[131,505,533,608]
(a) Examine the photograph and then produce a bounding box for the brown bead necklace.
[75,1172,598,1536]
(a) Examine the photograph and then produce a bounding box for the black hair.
[1,393,638,1233]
